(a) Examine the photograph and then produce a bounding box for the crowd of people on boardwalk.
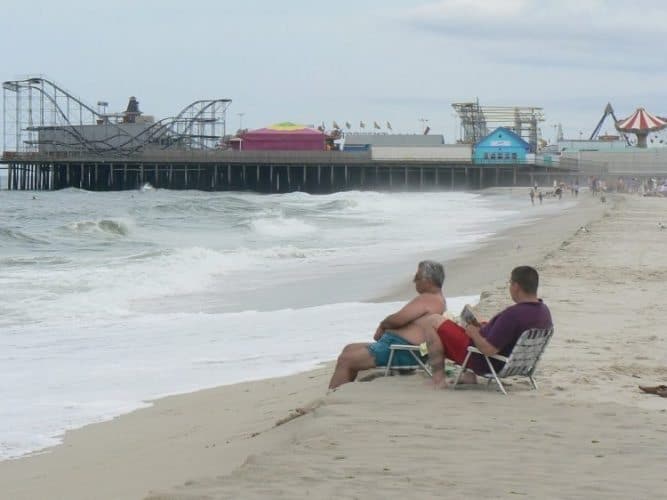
[640,177,667,197]
[590,176,667,197]
[527,175,667,204]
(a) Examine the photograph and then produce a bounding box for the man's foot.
[452,371,478,385]
[425,372,449,390]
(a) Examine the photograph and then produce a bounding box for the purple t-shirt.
[468,300,553,374]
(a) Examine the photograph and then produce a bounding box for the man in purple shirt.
[423,266,553,388]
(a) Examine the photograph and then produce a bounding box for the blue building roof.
[476,127,530,149]
[473,127,531,164]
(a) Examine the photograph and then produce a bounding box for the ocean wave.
[316,199,359,211]
[0,227,50,244]
[249,216,316,238]
[255,245,315,259]
[121,249,171,261]
[63,219,130,236]
[151,194,254,216]
[0,256,70,267]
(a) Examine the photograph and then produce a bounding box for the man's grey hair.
[418,260,445,288]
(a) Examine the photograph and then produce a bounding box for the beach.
[2,192,667,499]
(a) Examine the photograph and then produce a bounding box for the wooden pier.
[1,150,577,193]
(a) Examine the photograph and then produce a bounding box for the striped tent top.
[616,108,667,132]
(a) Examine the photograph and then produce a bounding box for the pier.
[1,76,606,193]
[1,150,579,193]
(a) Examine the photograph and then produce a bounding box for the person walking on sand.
[328,260,446,389]
[421,266,552,389]
[529,188,535,205]
[538,191,543,204]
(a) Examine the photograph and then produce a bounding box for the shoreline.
[0,187,579,462]
[376,187,597,300]
[7,190,665,499]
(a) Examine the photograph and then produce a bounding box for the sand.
[2,191,667,499]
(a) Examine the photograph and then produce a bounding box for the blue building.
[473,127,530,165]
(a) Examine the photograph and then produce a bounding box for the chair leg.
[484,357,507,396]
[495,379,508,396]
[453,351,472,389]
[384,350,395,376]
[529,376,538,390]
[410,351,432,377]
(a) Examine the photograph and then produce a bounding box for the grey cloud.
[402,1,667,69]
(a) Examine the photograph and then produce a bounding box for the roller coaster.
[2,77,231,156]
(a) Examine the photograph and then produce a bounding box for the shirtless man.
[328,260,446,389]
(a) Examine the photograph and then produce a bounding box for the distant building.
[37,123,155,153]
[343,133,444,152]
[234,123,325,151]
[371,144,472,162]
[556,139,631,153]
[473,127,530,165]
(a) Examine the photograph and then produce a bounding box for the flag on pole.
[386,121,392,130]
[360,121,365,129]
[345,121,351,129]
[373,121,381,130]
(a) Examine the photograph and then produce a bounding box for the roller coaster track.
[2,76,231,155]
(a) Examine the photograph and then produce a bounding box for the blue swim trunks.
[367,332,423,367]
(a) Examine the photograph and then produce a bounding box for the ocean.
[0,187,573,459]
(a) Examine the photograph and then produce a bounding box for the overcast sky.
[2,0,666,144]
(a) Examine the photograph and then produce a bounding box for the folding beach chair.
[384,344,432,377]
[453,327,554,395]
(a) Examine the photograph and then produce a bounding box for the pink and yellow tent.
[238,122,325,151]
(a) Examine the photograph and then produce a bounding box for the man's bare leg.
[424,325,448,389]
[328,343,377,389]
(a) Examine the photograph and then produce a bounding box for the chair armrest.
[466,346,508,363]
[389,344,421,352]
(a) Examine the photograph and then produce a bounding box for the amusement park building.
[233,123,325,151]
[473,127,530,164]
[35,122,155,154]
[343,133,445,149]
[556,140,630,153]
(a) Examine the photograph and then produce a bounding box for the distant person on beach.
[421,266,552,389]
[328,260,446,390]
[529,188,535,205]
[538,191,543,204]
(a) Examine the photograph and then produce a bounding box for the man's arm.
[463,309,518,356]
[373,295,439,340]
[463,325,499,356]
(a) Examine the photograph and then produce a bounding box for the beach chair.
[384,344,432,377]
[453,327,554,395]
